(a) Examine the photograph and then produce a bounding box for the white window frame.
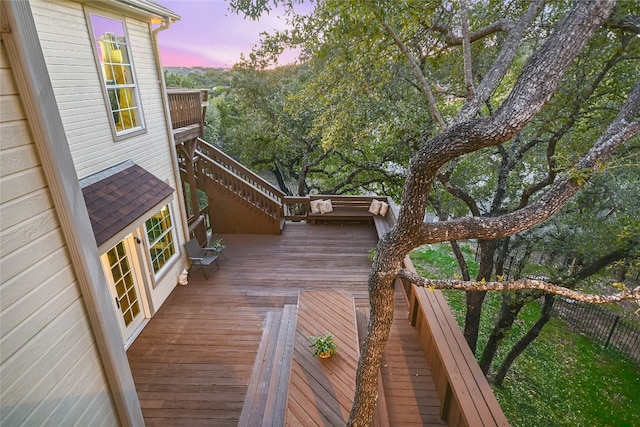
[144,204,178,277]
[86,10,145,140]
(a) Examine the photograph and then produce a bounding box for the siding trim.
[1,2,144,426]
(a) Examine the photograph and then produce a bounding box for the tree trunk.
[464,291,487,354]
[345,1,623,424]
[494,294,555,386]
[450,240,471,280]
[478,294,524,374]
[348,254,398,427]
[464,239,496,352]
[495,238,510,277]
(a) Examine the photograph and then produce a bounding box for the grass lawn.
[409,244,640,427]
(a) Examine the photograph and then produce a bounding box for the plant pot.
[318,351,332,359]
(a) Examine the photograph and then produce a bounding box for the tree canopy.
[217,1,640,424]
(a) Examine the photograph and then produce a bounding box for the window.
[145,205,176,274]
[89,13,144,136]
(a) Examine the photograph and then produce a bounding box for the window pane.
[145,205,177,274]
[90,14,142,134]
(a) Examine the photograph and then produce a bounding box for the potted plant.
[309,332,337,358]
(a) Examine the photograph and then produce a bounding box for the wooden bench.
[373,199,508,426]
[307,195,387,224]
[408,284,509,426]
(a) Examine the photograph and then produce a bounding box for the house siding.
[0,36,120,427]
[30,0,187,312]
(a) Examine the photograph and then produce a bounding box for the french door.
[101,236,145,343]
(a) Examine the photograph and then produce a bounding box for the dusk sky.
[157,1,312,68]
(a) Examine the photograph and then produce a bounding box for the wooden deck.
[127,222,445,426]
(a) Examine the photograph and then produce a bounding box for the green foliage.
[309,332,337,357]
[443,291,640,427]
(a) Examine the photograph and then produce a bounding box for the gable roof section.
[81,161,174,247]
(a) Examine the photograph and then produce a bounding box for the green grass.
[410,243,479,279]
[409,244,640,427]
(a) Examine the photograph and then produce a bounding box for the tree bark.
[347,2,628,425]
[479,294,524,374]
[493,294,556,386]
[464,240,496,351]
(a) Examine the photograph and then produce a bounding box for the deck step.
[239,305,297,426]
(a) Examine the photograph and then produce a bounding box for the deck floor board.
[127,222,444,425]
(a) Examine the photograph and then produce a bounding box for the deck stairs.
[239,305,297,426]
[178,138,286,234]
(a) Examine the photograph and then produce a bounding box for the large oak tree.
[230,0,640,425]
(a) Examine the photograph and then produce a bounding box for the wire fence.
[553,298,640,367]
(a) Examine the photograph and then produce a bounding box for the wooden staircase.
[178,138,286,235]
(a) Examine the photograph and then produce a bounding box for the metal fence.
[553,298,640,366]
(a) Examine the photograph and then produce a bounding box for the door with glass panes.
[101,236,145,342]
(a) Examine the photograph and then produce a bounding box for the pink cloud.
[157,1,312,68]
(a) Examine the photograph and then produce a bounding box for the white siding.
[30,0,187,314]
[0,37,119,426]
[30,0,177,183]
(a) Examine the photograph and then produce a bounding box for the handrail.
[194,149,283,220]
[196,138,286,201]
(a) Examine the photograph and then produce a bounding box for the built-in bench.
[306,195,388,225]
[239,305,297,426]
[377,200,509,426]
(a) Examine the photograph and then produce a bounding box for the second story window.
[88,13,144,137]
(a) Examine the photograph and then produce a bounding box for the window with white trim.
[145,205,176,274]
[88,13,144,136]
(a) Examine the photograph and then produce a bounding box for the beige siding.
[0,37,119,426]
[30,0,178,183]
[30,0,187,315]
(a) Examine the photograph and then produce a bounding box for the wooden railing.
[167,89,208,143]
[196,139,286,202]
[376,201,509,427]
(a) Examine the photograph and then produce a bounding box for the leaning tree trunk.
[478,294,524,374]
[464,240,497,352]
[348,243,402,427]
[494,294,556,386]
[346,1,621,424]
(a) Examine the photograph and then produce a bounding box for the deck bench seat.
[239,305,297,426]
[307,195,390,225]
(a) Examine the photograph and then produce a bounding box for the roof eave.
[83,0,180,22]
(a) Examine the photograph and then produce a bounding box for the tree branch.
[397,268,640,304]
[460,0,475,100]
[428,19,512,47]
[411,82,640,246]
[378,20,447,130]
[456,0,545,122]
[491,1,616,131]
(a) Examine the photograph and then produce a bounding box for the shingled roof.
[81,161,174,247]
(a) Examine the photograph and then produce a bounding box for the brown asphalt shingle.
[81,161,174,247]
